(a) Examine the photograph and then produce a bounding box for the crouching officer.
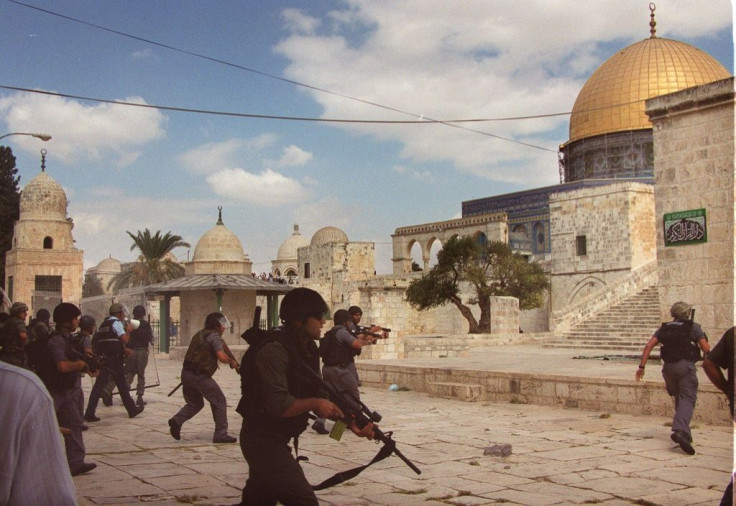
[236,288,375,505]
[168,312,239,443]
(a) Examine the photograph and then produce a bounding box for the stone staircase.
[543,286,662,353]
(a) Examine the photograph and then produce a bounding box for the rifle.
[299,355,422,483]
[68,342,104,374]
[242,306,420,485]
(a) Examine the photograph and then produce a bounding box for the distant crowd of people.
[252,271,298,284]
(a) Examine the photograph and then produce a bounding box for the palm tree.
[108,229,190,291]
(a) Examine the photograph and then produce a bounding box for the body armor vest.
[184,329,220,376]
[658,321,699,363]
[237,330,322,438]
[320,326,356,366]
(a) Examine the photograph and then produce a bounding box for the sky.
[1,0,733,275]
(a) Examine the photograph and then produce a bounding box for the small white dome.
[310,226,348,246]
[192,209,245,262]
[20,171,68,219]
[277,224,309,260]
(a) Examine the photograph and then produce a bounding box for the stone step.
[426,382,484,402]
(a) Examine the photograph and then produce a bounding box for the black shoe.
[213,434,237,443]
[71,462,97,476]
[129,405,144,418]
[102,393,113,407]
[168,418,181,440]
[81,424,88,431]
[84,414,100,422]
[671,431,695,455]
[312,422,329,435]
[136,396,147,406]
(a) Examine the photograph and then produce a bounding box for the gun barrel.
[374,427,421,475]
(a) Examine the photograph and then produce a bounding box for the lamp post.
[0,132,52,142]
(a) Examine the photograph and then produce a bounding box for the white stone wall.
[548,182,656,313]
[179,289,256,347]
[646,78,735,336]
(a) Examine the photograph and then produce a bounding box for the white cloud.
[274,0,732,183]
[281,8,321,35]
[178,135,279,174]
[0,92,167,167]
[130,48,154,60]
[277,145,313,168]
[206,168,308,206]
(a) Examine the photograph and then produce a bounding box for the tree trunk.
[477,296,491,333]
[449,296,481,333]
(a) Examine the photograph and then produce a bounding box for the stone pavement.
[74,352,733,505]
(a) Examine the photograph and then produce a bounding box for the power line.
[5,0,560,153]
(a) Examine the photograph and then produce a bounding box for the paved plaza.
[73,352,733,505]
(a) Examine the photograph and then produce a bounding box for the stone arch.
[568,275,606,305]
[43,236,53,249]
[408,239,425,271]
[427,236,442,268]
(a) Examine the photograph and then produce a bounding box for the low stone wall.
[356,362,731,426]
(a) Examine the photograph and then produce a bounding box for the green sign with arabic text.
[664,208,707,246]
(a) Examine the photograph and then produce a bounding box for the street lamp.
[0,132,52,142]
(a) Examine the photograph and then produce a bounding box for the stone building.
[85,255,121,295]
[646,77,734,338]
[4,150,83,315]
[290,9,732,339]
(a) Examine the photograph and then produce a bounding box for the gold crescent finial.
[649,3,657,38]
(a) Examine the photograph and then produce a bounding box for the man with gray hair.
[635,301,710,455]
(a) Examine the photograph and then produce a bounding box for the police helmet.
[279,288,328,323]
[670,301,692,320]
[205,312,230,330]
[132,305,146,319]
[36,308,51,322]
[109,302,125,315]
[79,315,96,332]
[10,302,29,315]
[333,309,350,326]
[53,303,81,324]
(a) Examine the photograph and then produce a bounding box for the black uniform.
[237,329,326,505]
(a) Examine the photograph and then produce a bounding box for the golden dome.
[568,37,731,143]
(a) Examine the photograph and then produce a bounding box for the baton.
[167,382,182,397]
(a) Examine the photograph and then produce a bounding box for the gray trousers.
[52,387,86,470]
[172,368,228,439]
[662,359,699,438]
[124,348,149,397]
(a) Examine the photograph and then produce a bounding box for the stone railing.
[550,261,658,333]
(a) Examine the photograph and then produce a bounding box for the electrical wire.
[4,0,560,153]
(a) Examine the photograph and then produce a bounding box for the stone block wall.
[646,78,735,336]
[548,182,655,315]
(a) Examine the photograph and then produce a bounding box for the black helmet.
[333,309,350,325]
[53,303,81,324]
[279,288,328,323]
[132,305,146,319]
[79,315,96,331]
[36,308,51,322]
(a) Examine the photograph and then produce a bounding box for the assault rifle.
[353,324,390,341]
[68,345,104,374]
[243,306,420,488]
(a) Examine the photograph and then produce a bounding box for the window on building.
[304,263,311,279]
[35,275,62,293]
[43,236,53,249]
[576,235,587,256]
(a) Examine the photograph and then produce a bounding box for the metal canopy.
[143,274,293,296]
